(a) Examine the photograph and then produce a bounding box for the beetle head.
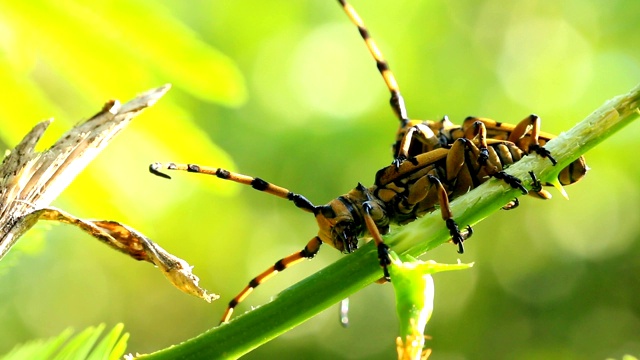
[314,198,361,253]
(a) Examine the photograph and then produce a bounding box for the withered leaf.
[0,85,218,303]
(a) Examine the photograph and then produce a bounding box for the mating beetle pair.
[150,0,587,323]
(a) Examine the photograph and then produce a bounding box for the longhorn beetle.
[150,0,586,323]
[149,132,527,322]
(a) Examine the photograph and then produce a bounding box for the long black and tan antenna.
[338,0,410,126]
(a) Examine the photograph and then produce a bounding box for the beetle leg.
[393,122,440,168]
[529,145,557,165]
[220,236,323,323]
[493,171,528,195]
[361,202,392,281]
[445,138,471,182]
[462,121,490,165]
[426,175,469,254]
[527,170,553,199]
[508,114,538,143]
[529,170,543,192]
[509,114,557,165]
[501,198,520,210]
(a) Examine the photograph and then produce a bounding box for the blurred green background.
[1,0,639,359]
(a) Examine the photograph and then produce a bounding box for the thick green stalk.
[138,83,640,360]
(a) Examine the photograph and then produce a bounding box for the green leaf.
[0,324,128,360]
[86,324,128,360]
[388,253,472,360]
[0,0,246,106]
[0,329,73,360]
[388,253,473,339]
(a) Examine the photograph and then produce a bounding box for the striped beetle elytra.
[393,115,588,192]
[150,0,587,323]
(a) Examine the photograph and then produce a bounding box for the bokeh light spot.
[543,165,639,260]
[497,18,593,110]
[288,23,384,121]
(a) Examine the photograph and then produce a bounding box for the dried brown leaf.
[0,84,218,303]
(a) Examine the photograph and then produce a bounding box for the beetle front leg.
[362,202,392,281]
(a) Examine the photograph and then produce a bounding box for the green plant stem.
[138,83,640,360]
